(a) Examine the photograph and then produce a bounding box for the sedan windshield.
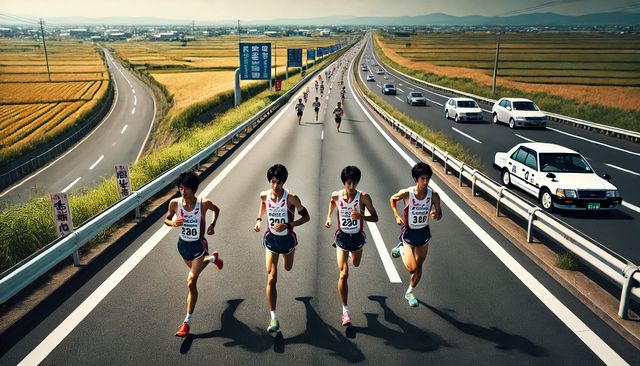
[513,101,539,111]
[539,153,593,173]
[410,92,423,97]
[457,101,477,108]
[384,84,394,88]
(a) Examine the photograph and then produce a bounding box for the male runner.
[389,162,442,307]
[312,97,321,121]
[333,102,344,132]
[315,80,319,93]
[320,81,325,97]
[325,166,378,326]
[255,164,311,333]
[164,171,224,337]
[303,90,309,104]
[340,86,346,104]
[295,98,305,125]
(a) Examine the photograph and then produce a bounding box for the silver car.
[406,92,427,106]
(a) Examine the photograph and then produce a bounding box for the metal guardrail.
[353,46,640,319]
[368,36,640,144]
[0,45,352,305]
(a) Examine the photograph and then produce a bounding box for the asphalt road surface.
[2,45,638,365]
[0,48,156,208]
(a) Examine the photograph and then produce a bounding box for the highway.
[358,34,640,264]
[1,43,637,365]
[0,48,156,208]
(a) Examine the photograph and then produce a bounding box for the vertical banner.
[239,42,272,80]
[287,48,302,67]
[307,49,316,61]
[115,164,131,199]
[275,79,282,91]
[51,192,73,238]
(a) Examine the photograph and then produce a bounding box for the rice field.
[0,39,109,167]
[377,32,640,111]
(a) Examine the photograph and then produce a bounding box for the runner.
[303,90,309,104]
[254,164,311,333]
[333,102,344,132]
[320,81,325,97]
[340,86,346,104]
[312,96,321,121]
[315,80,319,93]
[164,171,224,337]
[295,98,305,125]
[324,166,378,326]
[389,162,442,307]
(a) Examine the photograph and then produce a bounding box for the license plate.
[587,202,600,210]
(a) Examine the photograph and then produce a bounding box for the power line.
[502,0,585,16]
[0,12,40,25]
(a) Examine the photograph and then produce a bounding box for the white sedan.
[494,142,622,211]
[444,97,483,122]
[492,98,547,129]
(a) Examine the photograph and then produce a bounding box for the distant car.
[376,68,385,75]
[406,91,427,106]
[382,83,397,95]
[492,98,547,129]
[361,66,368,71]
[366,74,375,82]
[444,97,483,122]
[494,142,622,211]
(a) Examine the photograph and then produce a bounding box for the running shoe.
[390,242,403,258]
[267,319,280,333]
[175,321,190,337]
[341,312,352,326]
[211,251,223,270]
[404,292,418,307]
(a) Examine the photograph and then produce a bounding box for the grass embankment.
[374,33,640,133]
[0,48,347,273]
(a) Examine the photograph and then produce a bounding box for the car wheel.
[454,114,459,123]
[501,169,512,187]
[493,113,499,124]
[445,110,449,119]
[509,118,516,129]
[540,189,555,212]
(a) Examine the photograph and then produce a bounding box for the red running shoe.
[341,312,352,327]
[175,321,189,337]
[211,251,223,270]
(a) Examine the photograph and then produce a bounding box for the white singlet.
[337,190,363,234]
[404,187,432,229]
[267,189,291,236]
[177,198,203,241]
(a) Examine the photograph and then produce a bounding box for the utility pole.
[492,34,500,96]
[237,20,240,45]
[192,20,195,35]
[40,18,51,82]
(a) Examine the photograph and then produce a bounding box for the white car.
[375,68,385,75]
[494,143,622,211]
[366,74,375,82]
[444,97,483,122]
[491,98,547,129]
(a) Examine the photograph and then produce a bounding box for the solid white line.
[321,130,324,140]
[376,83,381,88]
[516,134,535,142]
[350,59,629,365]
[394,96,403,102]
[135,81,157,162]
[61,177,81,193]
[88,155,104,170]
[452,127,482,144]
[426,98,443,106]
[482,108,491,113]
[366,217,402,283]
[547,127,640,157]
[19,81,299,366]
[604,163,640,177]
[121,125,128,134]
[131,107,135,115]
[621,201,640,214]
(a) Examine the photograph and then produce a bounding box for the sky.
[1,0,639,21]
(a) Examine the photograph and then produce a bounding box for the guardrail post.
[526,208,542,242]
[471,170,478,196]
[496,187,506,216]
[443,153,449,174]
[72,249,81,266]
[619,266,639,319]
[431,144,436,162]
[459,163,465,186]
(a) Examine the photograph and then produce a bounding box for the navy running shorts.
[334,230,366,252]
[400,226,431,247]
[177,238,209,261]
[263,231,298,254]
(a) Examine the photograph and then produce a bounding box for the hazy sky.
[2,0,639,21]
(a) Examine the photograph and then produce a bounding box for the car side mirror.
[546,173,556,179]
[602,173,611,181]
[507,107,512,111]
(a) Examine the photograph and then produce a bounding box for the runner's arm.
[254,192,267,232]
[430,192,443,221]
[325,192,338,228]
[164,199,181,227]
[389,189,408,225]
[203,199,220,227]
[358,192,379,222]
[290,193,310,227]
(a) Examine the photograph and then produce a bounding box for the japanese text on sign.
[239,42,272,80]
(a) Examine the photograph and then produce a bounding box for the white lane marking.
[133,96,137,106]
[394,96,403,102]
[621,201,640,214]
[131,107,135,115]
[366,210,402,283]
[376,83,381,88]
[547,127,640,157]
[397,88,404,93]
[516,134,535,142]
[425,98,443,106]
[132,89,135,94]
[321,130,324,140]
[61,177,81,193]
[350,63,629,366]
[452,127,482,144]
[19,81,301,366]
[604,163,640,177]
[121,125,128,134]
[482,108,491,113]
[88,155,104,170]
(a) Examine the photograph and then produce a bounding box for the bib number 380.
[412,215,427,224]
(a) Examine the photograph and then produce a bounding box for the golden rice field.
[376,32,640,111]
[0,39,109,166]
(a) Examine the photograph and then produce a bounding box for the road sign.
[317,47,324,58]
[307,49,316,61]
[287,48,302,67]
[51,192,73,238]
[239,42,272,80]
[115,164,131,199]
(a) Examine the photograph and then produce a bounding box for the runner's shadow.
[346,295,448,352]
[422,302,548,357]
[337,131,352,134]
[180,299,272,354]
[285,296,366,362]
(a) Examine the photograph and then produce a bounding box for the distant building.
[320,30,331,37]
[69,28,89,38]
[264,31,280,37]
[0,27,14,37]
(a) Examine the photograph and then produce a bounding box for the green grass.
[555,251,580,271]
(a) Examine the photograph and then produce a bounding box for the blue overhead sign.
[239,42,271,80]
[287,48,302,67]
[307,49,316,61]
[316,47,323,58]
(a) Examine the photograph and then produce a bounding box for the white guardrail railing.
[368,37,640,143]
[0,45,352,305]
[353,46,640,319]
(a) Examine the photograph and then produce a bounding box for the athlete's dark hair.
[177,171,199,193]
[341,165,361,184]
[267,164,288,183]
[411,162,432,180]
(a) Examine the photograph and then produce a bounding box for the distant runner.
[312,97,321,121]
[295,98,305,125]
[333,102,344,132]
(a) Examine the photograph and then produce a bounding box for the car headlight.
[556,189,577,198]
[606,190,619,198]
